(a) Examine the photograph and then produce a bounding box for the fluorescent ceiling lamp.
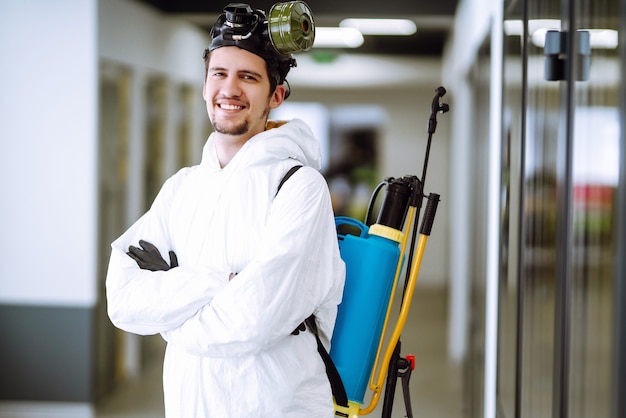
[340,18,417,35]
[503,20,523,36]
[313,27,364,48]
[587,29,619,49]
[503,19,560,36]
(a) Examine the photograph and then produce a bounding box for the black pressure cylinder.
[376,178,412,231]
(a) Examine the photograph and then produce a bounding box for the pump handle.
[419,193,440,236]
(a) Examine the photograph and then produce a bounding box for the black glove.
[291,315,317,336]
[291,322,306,336]
[127,239,178,271]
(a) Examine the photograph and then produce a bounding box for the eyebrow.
[209,66,264,79]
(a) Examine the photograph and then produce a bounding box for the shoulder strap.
[276,166,349,407]
[276,165,303,197]
[304,315,349,408]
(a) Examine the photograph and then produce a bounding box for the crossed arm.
[107,168,342,357]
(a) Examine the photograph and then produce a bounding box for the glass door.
[498,0,622,416]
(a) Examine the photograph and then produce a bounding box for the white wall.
[0,0,98,307]
[442,0,496,361]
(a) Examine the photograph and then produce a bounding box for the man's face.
[203,46,285,140]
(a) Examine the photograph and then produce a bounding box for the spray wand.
[359,87,449,417]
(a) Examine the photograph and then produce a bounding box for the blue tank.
[330,216,402,403]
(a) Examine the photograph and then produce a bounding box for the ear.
[269,84,286,109]
[202,79,208,101]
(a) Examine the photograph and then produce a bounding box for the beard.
[210,106,271,137]
[212,119,250,136]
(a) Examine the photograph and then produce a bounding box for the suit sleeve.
[106,169,228,336]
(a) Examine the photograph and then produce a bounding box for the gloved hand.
[291,315,316,336]
[127,239,178,271]
[291,322,306,336]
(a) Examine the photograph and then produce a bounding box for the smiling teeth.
[220,104,243,110]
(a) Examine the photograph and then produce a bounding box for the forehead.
[209,46,268,74]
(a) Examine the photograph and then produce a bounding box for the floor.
[95,286,465,418]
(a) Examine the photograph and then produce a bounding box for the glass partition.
[498,1,524,416]
[496,0,621,416]
[567,0,619,415]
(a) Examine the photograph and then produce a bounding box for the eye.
[209,69,227,79]
[240,72,260,82]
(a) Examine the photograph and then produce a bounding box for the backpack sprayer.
[330,87,450,418]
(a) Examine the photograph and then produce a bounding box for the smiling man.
[105,2,345,418]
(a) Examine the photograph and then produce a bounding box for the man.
[106,3,345,417]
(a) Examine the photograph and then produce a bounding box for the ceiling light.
[340,18,417,36]
[585,29,619,49]
[313,27,364,48]
[503,19,560,36]
[503,20,523,36]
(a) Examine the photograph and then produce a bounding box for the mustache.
[214,95,248,105]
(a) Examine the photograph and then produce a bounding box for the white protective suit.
[106,119,346,418]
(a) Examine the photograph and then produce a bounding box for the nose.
[220,74,242,97]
